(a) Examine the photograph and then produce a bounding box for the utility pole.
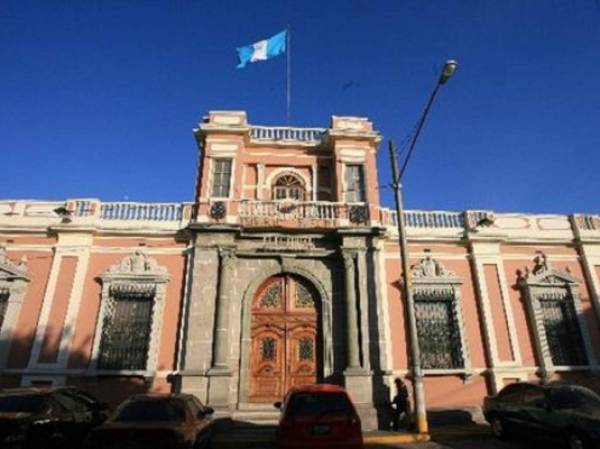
[388,59,458,434]
[389,140,427,434]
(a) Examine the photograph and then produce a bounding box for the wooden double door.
[249,274,320,402]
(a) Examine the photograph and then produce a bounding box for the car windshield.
[115,399,185,422]
[0,395,47,413]
[551,387,600,409]
[286,392,354,417]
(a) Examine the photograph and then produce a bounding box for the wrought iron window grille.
[409,256,472,380]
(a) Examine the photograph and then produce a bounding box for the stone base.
[344,369,378,430]
[207,369,233,409]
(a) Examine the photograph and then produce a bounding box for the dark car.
[483,382,600,449]
[0,386,106,449]
[87,393,214,449]
[275,384,364,449]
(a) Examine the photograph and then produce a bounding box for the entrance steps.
[232,403,280,427]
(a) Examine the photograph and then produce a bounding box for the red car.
[275,384,364,449]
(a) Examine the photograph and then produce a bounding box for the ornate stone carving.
[0,246,28,280]
[411,256,458,282]
[105,250,167,276]
[517,252,578,287]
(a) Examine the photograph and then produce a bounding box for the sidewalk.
[211,422,492,449]
[212,427,431,449]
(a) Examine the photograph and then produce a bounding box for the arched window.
[272,174,305,201]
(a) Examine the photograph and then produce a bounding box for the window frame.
[210,158,233,199]
[344,164,367,203]
[517,253,597,381]
[409,256,472,379]
[89,251,170,377]
[271,173,306,202]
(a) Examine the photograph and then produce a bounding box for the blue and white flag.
[236,29,287,69]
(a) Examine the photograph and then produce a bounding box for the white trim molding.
[0,246,29,370]
[517,252,599,382]
[89,251,170,380]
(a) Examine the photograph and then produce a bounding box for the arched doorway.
[249,274,320,402]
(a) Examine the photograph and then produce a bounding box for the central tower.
[178,111,389,429]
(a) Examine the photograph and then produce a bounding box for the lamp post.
[389,59,458,434]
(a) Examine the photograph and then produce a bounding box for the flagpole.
[286,25,291,125]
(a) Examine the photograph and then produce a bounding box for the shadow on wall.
[0,323,171,409]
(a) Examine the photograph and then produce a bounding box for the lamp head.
[439,59,458,84]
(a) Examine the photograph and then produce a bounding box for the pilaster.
[469,239,521,394]
[207,246,235,408]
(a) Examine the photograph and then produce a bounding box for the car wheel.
[567,431,587,449]
[490,416,508,439]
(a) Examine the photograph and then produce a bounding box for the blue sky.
[2,0,600,213]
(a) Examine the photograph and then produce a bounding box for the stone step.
[232,410,281,427]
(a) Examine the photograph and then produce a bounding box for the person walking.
[391,377,410,431]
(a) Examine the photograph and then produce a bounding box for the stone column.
[342,250,361,370]
[342,248,376,429]
[207,246,235,408]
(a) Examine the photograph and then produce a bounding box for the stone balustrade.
[99,202,184,221]
[1,199,599,241]
[250,126,326,143]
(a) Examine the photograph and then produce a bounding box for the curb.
[212,431,431,449]
[364,432,431,444]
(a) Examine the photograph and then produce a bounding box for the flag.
[236,29,287,69]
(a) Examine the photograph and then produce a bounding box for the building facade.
[1,111,600,428]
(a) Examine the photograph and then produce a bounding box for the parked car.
[275,384,364,449]
[483,381,600,449]
[0,386,107,449]
[86,393,214,449]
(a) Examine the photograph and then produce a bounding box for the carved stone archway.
[238,261,333,405]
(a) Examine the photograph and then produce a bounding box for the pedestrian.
[391,377,409,431]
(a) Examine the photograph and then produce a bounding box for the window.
[98,288,155,370]
[415,296,464,369]
[115,399,186,422]
[211,159,232,198]
[93,251,169,375]
[0,290,9,330]
[344,164,366,203]
[540,294,587,366]
[517,253,593,378]
[409,256,471,375]
[272,174,305,201]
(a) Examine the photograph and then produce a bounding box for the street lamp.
[388,59,458,435]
